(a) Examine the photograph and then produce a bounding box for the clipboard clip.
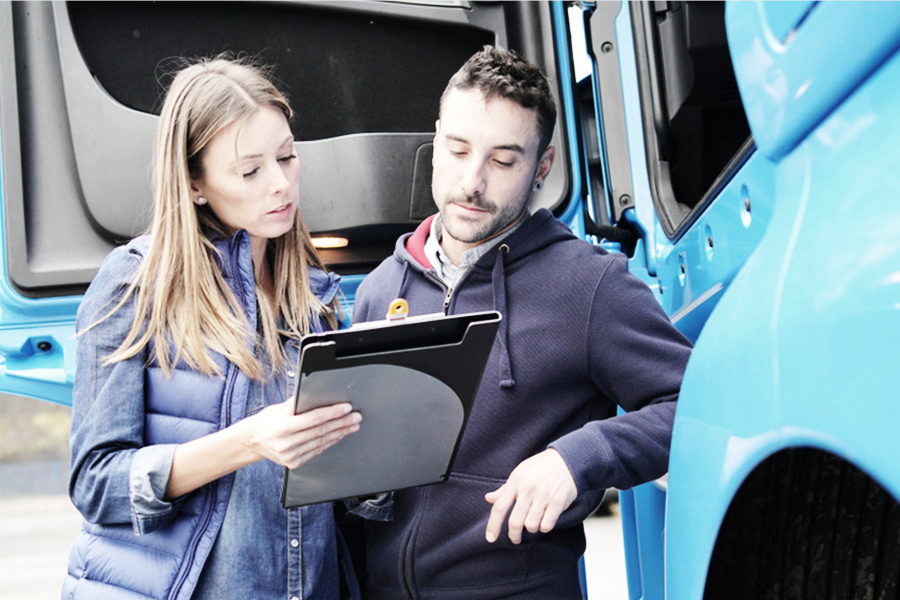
[386,298,409,321]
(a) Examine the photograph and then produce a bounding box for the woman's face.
[192,105,299,256]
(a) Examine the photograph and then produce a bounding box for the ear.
[433,119,441,144]
[189,179,204,204]
[535,145,555,183]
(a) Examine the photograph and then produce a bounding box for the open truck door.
[0,1,581,405]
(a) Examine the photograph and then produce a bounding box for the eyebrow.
[445,134,526,155]
[239,136,295,161]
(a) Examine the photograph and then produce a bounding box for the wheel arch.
[703,446,900,599]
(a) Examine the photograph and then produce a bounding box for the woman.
[63,57,361,599]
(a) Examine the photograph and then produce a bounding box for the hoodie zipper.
[442,287,453,314]
[400,489,432,600]
[423,270,453,315]
[402,534,415,599]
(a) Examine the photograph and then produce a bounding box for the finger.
[296,402,354,426]
[297,412,361,448]
[284,420,360,469]
[312,420,360,452]
[275,398,297,414]
[506,492,534,544]
[539,502,564,534]
[543,485,576,532]
[286,433,343,469]
[484,485,515,543]
[522,498,547,534]
[269,416,356,464]
[289,409,361,441]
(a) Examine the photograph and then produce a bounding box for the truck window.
[68,1,487,142]
[631,1,751,237]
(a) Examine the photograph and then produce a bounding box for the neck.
[440,237,471,267]
[252,244,275,308]
[440,210,527,266]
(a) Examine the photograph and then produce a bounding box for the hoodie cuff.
[549,428,616,497]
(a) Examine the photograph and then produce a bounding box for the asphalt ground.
[0,488,627,600]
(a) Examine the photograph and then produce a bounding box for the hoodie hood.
[391,208,577,389]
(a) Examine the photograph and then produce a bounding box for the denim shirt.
[64,232,349,600]
[193,338,339,600]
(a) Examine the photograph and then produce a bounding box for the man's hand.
[484,448,577,544]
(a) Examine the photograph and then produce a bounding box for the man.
[351,46,692,599]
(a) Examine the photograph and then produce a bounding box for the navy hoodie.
[352,209,692,599]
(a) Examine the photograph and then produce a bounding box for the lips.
[451,201,491,215]
[267,203,292,215]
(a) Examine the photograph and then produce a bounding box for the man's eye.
[494,160,514,168]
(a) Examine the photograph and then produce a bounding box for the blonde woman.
[63,58,361,599]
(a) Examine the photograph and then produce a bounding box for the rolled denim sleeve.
[129,444,181,533]
[343,493,394,522]
[69,242,181,534]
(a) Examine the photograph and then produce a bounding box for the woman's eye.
[242,168,260,179]
[278,154,297,164]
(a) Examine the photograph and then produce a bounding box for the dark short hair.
[440,45,557,154]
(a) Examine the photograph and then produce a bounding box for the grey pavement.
[0,493,627,600]
[0,494,82,600]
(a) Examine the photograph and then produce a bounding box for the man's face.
[431,87,553,254]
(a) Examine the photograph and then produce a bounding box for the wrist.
[227,415,266,466]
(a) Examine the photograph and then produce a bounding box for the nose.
[459,159,487,198]
[269,161,291,195]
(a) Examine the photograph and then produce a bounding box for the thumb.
[484,485,504,504]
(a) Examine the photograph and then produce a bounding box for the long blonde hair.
[96,57,338,380]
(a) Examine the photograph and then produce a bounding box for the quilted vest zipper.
[168,363,239,599]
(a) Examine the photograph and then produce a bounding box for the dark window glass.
[67,1,492,140]
[633,1,751,236]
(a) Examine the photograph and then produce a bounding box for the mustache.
[448,193,495,213]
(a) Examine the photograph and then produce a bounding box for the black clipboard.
[280,309,501,508]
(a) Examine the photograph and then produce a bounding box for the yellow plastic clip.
[386,298,409,321]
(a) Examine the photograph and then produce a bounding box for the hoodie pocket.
[411,472,536,590]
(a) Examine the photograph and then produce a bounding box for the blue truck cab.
[580,2,900,598]
[2,1,900,598]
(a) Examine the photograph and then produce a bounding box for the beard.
[438,191,529,245]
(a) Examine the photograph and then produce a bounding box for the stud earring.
[533,181,543,192]
[195,196,207,206]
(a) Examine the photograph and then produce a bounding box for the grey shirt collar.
[423,213,524,289]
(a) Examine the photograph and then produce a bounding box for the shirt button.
[291,596,299,600]
[287,370,295,378]
[290,538,299,548]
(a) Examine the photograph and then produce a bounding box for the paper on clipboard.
[280,308,501,508]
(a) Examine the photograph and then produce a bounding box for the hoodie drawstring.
[492,244,515,389]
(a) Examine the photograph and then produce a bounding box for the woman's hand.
[165,400,360,499]
[243,400,362,469]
